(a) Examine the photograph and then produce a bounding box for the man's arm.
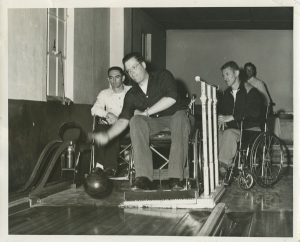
[148,97,176,115]
[135,97,176,116]
[92,118,129,146]
[91,91,107,117]
[217,89,234,127]
[135,70,177,116]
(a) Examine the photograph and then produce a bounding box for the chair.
[90,95,201,190]
[90,115,134,180]
[224,102,286,189]
[116,132,134,183]
[124,95,201,189]
[223,121,260,190]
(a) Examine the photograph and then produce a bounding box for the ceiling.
[141,7,293,29]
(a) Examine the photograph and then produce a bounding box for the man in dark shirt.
[218,61,264,179]
[91,52,190,190]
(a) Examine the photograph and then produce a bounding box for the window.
[141,33,152,62]
[46,8,74,104]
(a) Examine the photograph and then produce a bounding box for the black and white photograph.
[1,0,299,241]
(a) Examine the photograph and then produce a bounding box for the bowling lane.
[9,168,293,236]
[9,205,211,235]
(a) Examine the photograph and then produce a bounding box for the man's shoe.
[131,177,153,191]
[169,178,184,190]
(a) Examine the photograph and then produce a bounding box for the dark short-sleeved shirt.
[119,69,187,120]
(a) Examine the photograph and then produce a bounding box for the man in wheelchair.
[91,66,131,176]
[91,52,191,191]
[218,61,265,184]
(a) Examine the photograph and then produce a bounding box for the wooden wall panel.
[8,99,93,192]
[74,8,110,104]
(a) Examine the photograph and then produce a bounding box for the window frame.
[46,8,74,103]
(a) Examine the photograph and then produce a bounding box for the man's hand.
[218,115,234,123]
[106,112,118,124]
[88,132,110,146]
[218,120,226,130]
[218,115,234,130]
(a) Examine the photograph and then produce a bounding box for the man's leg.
[129,115,153,180]
[168,110,191,180]
[129,115,170,180]
[102,136,120,171]
[94,124,110,168]
[218,128,241,167]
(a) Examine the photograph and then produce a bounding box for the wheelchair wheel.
[250,132,285,188]
[223,165,235,186]
[238,171,254,190]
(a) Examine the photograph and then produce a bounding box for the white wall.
[8,9,47,101]
[166,30,293,112]
[8,8,110,105]
[110,8,124,67]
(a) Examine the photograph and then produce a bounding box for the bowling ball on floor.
[84,167,113,199]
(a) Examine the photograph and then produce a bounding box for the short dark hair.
[107,66,124,76]
[122,52,145,65]
[244,62,257,76]
[221,61,240,71]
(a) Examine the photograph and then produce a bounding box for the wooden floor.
[220,166,293,237]
[9,167,293,236]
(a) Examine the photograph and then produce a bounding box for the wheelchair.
[223,104,286,190]
[115,95,201,190]
[90,115,132,177]
[90,96,205,193]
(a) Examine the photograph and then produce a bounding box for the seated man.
[91,66,131,176]
[218,61,264,180]
[91,52,191,190]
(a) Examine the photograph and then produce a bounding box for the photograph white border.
[1,1,299,242]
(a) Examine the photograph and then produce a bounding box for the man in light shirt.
[91,66,131,176]
[244,62,278,135]
[244,62,272,106]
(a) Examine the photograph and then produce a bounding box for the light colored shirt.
[139,79,148,94]
[247,76,270,105]
[91,85,131,118]
[231,89,238,102]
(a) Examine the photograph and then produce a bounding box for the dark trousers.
[94,124,119,170]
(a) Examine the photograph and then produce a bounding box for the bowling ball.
[84,167,113,199]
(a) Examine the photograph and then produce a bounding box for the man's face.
[245,65,255,79]
[108,69,124,89]
[222,67,239,87]
[124,57,147,84]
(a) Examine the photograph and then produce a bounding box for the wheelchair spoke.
[250,132,285,187]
